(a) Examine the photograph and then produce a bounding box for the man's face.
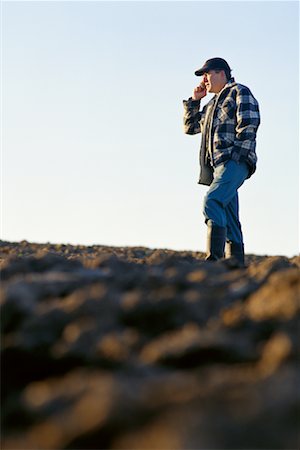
[203,70,227,93]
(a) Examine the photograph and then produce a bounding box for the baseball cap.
[195,57,231,76]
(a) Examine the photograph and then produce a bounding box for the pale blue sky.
[1,1,299,256]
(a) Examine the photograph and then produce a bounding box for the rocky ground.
[1,240,300,450]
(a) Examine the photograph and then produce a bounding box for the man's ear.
[221,69,227,81]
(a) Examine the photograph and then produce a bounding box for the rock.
[245,268,300,321]
[139,322,259,368]
[1,253,83,281]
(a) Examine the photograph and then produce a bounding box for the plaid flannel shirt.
[183,78,260,185]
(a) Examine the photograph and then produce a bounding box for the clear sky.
[1,1,299,256]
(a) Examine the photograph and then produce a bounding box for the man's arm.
[232,86,260,162]
[183,98,203,135]
[183,81,207,135]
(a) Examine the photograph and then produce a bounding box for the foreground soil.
[1,240,300,449]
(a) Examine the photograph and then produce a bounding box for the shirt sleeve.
[232,87,260,162]
[182,97,204,135]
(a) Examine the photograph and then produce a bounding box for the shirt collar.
[216,77,236,98]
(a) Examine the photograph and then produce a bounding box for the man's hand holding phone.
[192,81,207,100]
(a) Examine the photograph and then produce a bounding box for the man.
[183,57,260,266]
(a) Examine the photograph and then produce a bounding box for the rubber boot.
[205,220,226,261]
[225,240,246,268]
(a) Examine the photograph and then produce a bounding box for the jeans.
[203,160,249,244]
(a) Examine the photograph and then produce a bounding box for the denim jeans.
[203,160,249,244]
